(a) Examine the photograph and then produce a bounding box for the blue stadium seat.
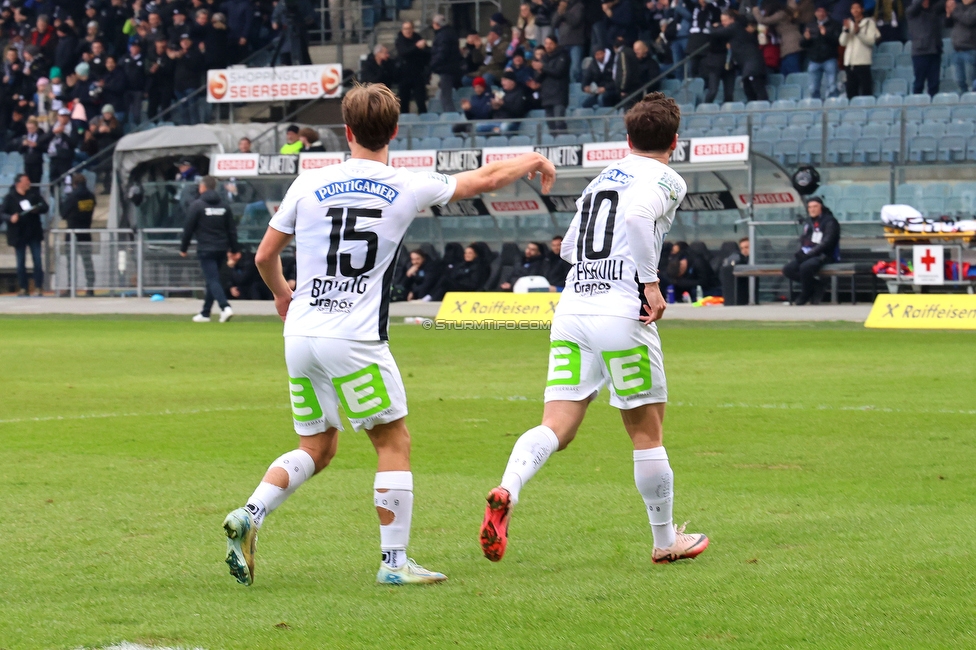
[824,96,849,108]
[835,197,863,220]
[919,122,946,138]
[746,100,771,111]
[473,135,488,147]
[696,103,720,113]
[772,99,796,110]
[418,136,441,149]
[714,114,738,130]
[662,79,682,93]
[896,53,914,68]
[441,136,464,149]
[872,53,895,70]
[808,123,824,139]
[923,106,951,121]
[881,136,903,162]
[952,106,976,122]
[407,124,430,139]
[947,121,976,138]
[577,133,594,143]
[721,101,746,112]
[540,133,556,145]
[790,111,817,127]
[486,135,510,147]
[767,73,784,86]
[799,138,823,164]
[854,137,883,164]
[508,135,532,146]
[762,112,789,128]
[678,103,696,116]
[862,123,889,138]
[932,92,960,105]
[826,138,855,164]
[785,72,809,87]
[782,125,808,141]
[682,128,706,138]
[707,127,730,136]
[688,115,711,130]
[938,135,967,162]
[841,109,868,125]
[903,122,920,137]
[773,139,799,166]
[878,41,904,55]
[554,134,578,146]
[755,127,782,142]
[399,113,420,123]
[419,112,440,122]
[831,124,861,139]
[752,140,773,156]
[905,93,932,105]
[960,92,976,104]
[908,136,938,162]
[430,124,453,138]
[877,93,904,106]
[388,139,404,150]
[528,109,546,118]
[777,85,802,100]
[439,112,463,122]
[850,95,877,107]
[882,79,909,95]
[868,107,898,122]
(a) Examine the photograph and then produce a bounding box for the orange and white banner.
[206,64,343,103]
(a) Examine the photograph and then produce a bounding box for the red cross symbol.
[920,249,937,272]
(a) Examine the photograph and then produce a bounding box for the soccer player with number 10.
[222,83,555,586]
[480,93,710,565]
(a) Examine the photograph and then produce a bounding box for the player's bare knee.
[299,429,338,474]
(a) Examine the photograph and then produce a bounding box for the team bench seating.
[732,262,877,305]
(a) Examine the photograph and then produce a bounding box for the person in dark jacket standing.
[360,44,397,87]
[147,36,175,120]
[907,0,946,96]
[54,23,81,75]
[782,196,841,305]
[2,173,49,296]
[947,0,976,92]
[535,37,569,133]
[100,56,126,115]
[712,11,768,101]
[173,35,205,125]
[553,0,586,82]
[61,173,97,295]
[42,109,77,185]
[612,37,642,106]
[221,0,254,63]
[430,14,461,112]
[18,116,44,183]
[180,175,240,322]
[395,21,430,114]
[703,20,736,103]
[121,39,147,127]
[802,4,842,99]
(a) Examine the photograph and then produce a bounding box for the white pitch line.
[0,404,289,426]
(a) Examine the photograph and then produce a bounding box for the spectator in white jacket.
[839,1,880,98]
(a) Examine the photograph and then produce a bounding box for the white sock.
[375,471,413,569]
[634,447,676,549]
[500,425,560,506]
[245,449,315,528]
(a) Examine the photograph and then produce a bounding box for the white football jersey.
[269,158,457,341]
[555,154,686,320]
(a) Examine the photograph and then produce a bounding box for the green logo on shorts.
[602,346,652,396]
[289,377,324,422]
[332,363,391,418]
[547,340,581,386]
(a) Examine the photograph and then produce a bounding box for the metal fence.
[48,228,204,297]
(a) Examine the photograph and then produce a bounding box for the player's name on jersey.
[435,292,561,324]
[865,294,976,330]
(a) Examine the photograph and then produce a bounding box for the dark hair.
[552,235,563,241]
[72,172,86,187]
[624,92,681,153]
[15,172,29,185]
[201,175,217,191]
[410,249,427,260]
[342,83,400,151]
[739,236,749,244]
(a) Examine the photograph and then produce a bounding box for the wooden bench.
[732,262,877,305]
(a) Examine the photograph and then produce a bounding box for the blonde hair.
[341,83,400,151]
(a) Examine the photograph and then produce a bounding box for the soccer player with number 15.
[480,93,710,565]
[222,83,555,586]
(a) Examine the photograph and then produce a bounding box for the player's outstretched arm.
[255,226,295,322]
[451,153,556,201]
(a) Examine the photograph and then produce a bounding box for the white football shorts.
[543,314,667,409]
[284,336,408,434]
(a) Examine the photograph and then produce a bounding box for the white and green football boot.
[223,507,257,586]
[376,559,447,585]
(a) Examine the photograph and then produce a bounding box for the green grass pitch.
[1,316,974,649]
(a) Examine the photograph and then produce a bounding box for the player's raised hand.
[639,282,667,324]
[528,154,557,194]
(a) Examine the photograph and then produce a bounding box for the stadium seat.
[854,137,882,164]
[772,99,797,110]
[938,135,967,162]
[824,96,848,108]
[715,114,739,130]
[721,101,746,112]
[841,109,868,125]
[777,85,802,100]
[746,100,771,111]
[773,139,799,166]
[751,140,774,156]
[662,78,682,93]
[872,53,895,70]
[696,103,720,113]
[908,136,938,162]
[850,95,876,107]
[419,112,440,122]
[767,73,784,86]
[808,123,824,139]
[406,124,429,139]
[554,134,578,146]
[576,133,595,143]
[473,135,488,147]
[706,127,730,136]
[790,111,817,127]
[826,138,855,164]
[508,135,531,146]
[918,122,946,138]
[484,135,508,146]
[877,93,904,106]
[878,41,904,55]
[905,93,932,105]
[882,79,909,95]
[861,123,889,138]
[782,125,808,141]
[439,112,463,122]
[798,138,823,164]
[785,72,809,88]
[388,139,404,150]
[946,121,976,138]
[960,92,976,104]
[430,124,453,138]
[440,136,464,149]
[835,197,863,220]
[896,53,914,68]
[797,98,823,109]
[688,115,711,130]
[682,128,706,138]
[881,136,903,162]
[831,123,861,139]
[528,109,546,118]
[755,127,782,142]
[761,112,789,128]
[399,114,420,123]
[418,136,441,149]
[686,78,706,95]
[868,107,898,123]
[932,92,960,105]
[678,103,696,116]
[923,106,951,121]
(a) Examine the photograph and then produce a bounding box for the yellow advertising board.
[435,292,561,323]
[864,294,976,329]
